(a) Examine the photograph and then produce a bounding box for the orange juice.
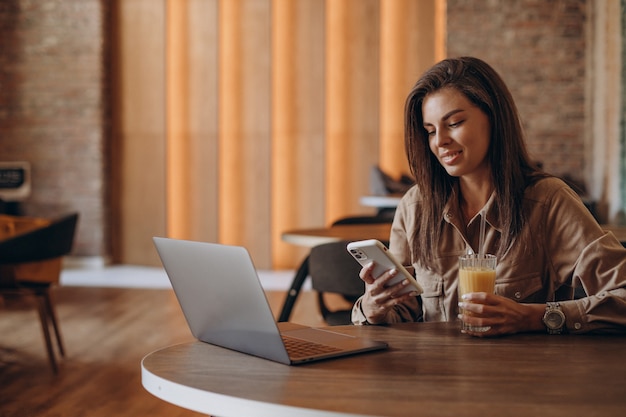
[458,267,496,295]
[458,254,497,332]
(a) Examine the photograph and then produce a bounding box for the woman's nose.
[432,131,451,147]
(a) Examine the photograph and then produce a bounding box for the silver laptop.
[153,237,388,365]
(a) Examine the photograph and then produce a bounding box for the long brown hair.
[404,57,544,264]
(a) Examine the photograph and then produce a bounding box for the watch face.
[545,311,565,329]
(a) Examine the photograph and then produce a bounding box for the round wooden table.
[142,321,626,417]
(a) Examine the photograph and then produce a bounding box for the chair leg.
[42,289,65,357]
[35,294,58,374]
[316,292,354,325]
[316,291,331,321]
[278,255,310,322]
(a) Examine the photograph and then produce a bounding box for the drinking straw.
[478,209,486,259]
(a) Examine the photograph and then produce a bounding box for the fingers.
[458,300,489,315]
[359,262,377,284]
[358,260,421,324]
[458,310,498,338]
[458,293,530,336]
[458,292,497,336]
[360,262,400,289]
[460,292,498,305]
[360,266,418,323]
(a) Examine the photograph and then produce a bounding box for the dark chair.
[278,239,366,325]
[278,209,395,321]
[0,213,79,373]
[308,240,365,325]
[331,212,395,225]
[277,251,311,322]
[278,214,392,323]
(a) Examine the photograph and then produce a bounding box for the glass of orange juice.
[458,254,497,332]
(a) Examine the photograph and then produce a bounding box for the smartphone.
[346,239,423,295]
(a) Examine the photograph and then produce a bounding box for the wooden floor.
[0,285,342,417]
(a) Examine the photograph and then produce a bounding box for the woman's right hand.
[358,262,420,324]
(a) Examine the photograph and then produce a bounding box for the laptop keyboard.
[281,335,342,359]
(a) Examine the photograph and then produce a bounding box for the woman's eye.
[449,120,463,128]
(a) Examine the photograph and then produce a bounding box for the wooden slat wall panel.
[114,0,441,268]
[587,0,623,221]
[325,0,381,223]
[380,0,439,178]
[166,0,219,243]
[114,0,167,266]
[218,0,273,267]
[272,0,326,269]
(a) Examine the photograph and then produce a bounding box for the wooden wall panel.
[379,0,438,178]
[114,0,167,266]
[272,0,326,269]
[186,0,220,243]
[326,0,381,222]
[114,0,441,268]
[166,0,219,242]
[218,0,273,268]
[587,0,623,222]
[166,0,189,239]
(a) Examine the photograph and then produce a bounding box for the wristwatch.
[543,302,566,335]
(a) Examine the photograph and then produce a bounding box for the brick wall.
[0,0,109,258]
[447,0,587,183]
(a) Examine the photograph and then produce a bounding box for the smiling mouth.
[440,150,462,164]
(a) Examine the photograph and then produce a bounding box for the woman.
[352,57,626,335]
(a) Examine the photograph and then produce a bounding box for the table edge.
[280,232,340,247]
[140,352,369,417]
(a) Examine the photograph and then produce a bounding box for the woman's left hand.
[458,293,545,336]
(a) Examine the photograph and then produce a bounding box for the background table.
[142,322,626,417]
[281,223,392,248]
[282,221,626,248]
[359,195,402,209]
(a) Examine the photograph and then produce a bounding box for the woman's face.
[422,88,491,181]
